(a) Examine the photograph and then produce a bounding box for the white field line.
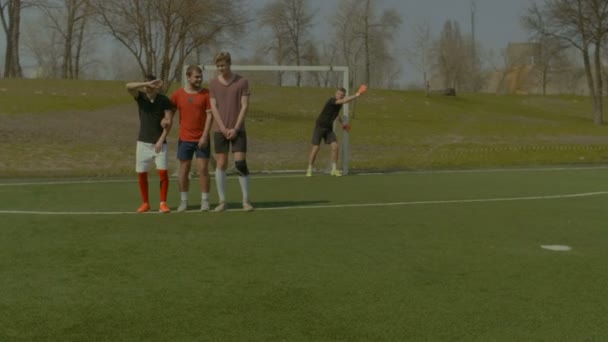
[1,165,608,187]
[1,191,606,215]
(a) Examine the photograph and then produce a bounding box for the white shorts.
[135,141,168,173]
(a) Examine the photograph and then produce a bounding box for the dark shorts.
[312,126,337,145]
[177,139,211,160]
[214,131,247,154]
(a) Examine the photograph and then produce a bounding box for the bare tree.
[23,14,62,77]
[405,18,433,95]
[333,4,364,88]
[258,0,313,87]
[333,0,401,88]
[258,1,289,86]
[523,0,608,125]
[31,0,93,79]
[0,0,25,77]
[536,37,570,95]
[91,0,250,87]
[435,20,467,90]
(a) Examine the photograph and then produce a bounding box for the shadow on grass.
[179,200,330,211]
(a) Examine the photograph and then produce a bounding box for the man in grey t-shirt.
[209,52,253,212]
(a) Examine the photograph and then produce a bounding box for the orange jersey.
[170,88,211,142]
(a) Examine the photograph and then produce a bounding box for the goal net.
[180,64,353,175]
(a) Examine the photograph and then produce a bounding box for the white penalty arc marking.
[2,165,608,187]
[1,191,606,215]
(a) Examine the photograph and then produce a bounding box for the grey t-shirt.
[209,74,250,132]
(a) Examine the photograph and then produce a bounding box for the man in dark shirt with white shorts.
[306,85,366,177]
[126,75,174,213]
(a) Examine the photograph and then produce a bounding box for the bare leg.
[197,158,210,193]
[179,159,192,192]
[330,141,339,164]
[308,145,321,166]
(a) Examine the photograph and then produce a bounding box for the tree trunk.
[593,42,604,125]
[3,0,23,78]
[581,46,598,121]
[63,19,74,79]
[542,65,548,96]
[73,14,87,79]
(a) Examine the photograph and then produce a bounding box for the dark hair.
[186,65,202,77]
[144,74,157,82]
[337,87,346,93]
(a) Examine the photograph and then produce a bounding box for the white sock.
[180,192,188,201]
[307,164,313,172]
[331,162,337,171]
[238,176,250,204]
[215,168,226,203]
[201,192,209,202]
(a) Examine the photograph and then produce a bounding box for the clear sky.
[246,0,533,84]
[1,0,534,83]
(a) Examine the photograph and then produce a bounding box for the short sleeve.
[170,90,178,107]
[162,95,174,111]
[134,91,143,102]
[205,92,211,111]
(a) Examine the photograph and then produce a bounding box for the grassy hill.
[1,79,608,177]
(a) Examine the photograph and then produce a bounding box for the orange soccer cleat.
[137,203,151,213]
[159,202,171,213]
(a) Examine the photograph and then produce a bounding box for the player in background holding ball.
[306,84,367,177]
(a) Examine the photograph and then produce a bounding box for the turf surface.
[1,168,607,340]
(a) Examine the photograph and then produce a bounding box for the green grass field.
[1,167,608,340]
[2,79,608,177]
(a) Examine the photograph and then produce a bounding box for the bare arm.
[126,79,163,97]
[335,93,360,105]
[234,95,249,131]
[210,97,227,135]
[154,109,173,152]
[199,109,213,147]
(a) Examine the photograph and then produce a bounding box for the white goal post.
[183,64,352,175]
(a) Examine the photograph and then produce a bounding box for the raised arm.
[126,79,163,97]
[335,84,367,105]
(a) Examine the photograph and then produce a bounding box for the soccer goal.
[182,64,352,175]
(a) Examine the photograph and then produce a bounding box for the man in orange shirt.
[169,65,213,212]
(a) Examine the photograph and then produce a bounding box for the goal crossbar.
[184,64,351,175]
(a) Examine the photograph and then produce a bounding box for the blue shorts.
[177,139,211,160]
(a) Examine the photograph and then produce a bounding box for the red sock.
[138,172,149,203]
[159,169,169,202]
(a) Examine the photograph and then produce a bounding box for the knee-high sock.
[215,168,226,203]
[238,176,250,204]
[158,169,169,203]
[138,172,149,203]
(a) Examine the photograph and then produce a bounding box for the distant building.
[505,42,541,67]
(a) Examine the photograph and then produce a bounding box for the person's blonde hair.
[214,52,232,65]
